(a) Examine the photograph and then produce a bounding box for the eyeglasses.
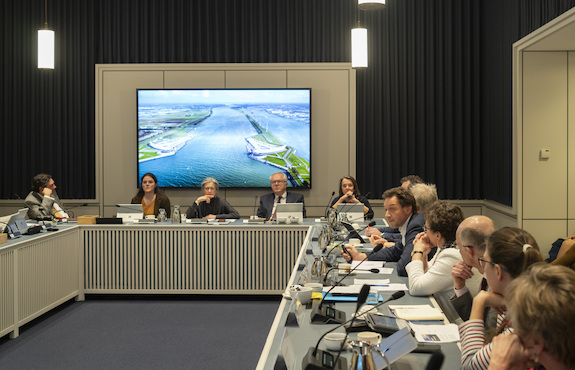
[477,257,496,268]
[423,225,431,232]
[477,257,508,273]
[271,180,286,184]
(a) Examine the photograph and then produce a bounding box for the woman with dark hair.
[490,264,575,370]
[185,177,239,219]
[131,172,171,217]
[459,227,544,370]
[405,200,464,296]
[330,175,374,219]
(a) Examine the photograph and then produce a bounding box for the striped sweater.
[459,314,512,370]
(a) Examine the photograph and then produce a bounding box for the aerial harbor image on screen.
[137,89,311,188]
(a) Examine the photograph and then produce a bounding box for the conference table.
[256,225,462,369]
[0,219,310,339]
[1,218,462,370]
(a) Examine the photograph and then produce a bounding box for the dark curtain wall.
[2,0,575,204]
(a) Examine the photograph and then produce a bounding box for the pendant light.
[38,0,54,69]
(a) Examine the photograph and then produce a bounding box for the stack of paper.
[388,305,444,321]
[409,323,460,343]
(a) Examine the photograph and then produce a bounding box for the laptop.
[1,209,28,238]
[337,203,365,223]
[276,203,304,222]
[116,204,144,223]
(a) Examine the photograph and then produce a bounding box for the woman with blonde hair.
[489,263,575,370]
[459,227,543,370]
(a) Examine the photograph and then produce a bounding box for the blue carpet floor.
[0,296,280,370]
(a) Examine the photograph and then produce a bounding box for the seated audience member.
[343,187,423,276]
[257,172,305,220]
[186,177,239,219]
[131,172,171,218]
[551,236,575,270]
[330,175,374,220]
[25,173,69,220]
[546,233,574,262]
[489,264,575,370]
[400,174,424,189]
[366,183,437,241]
[450,216,496,322]
[405,200,464,296]
[459,227,543,370]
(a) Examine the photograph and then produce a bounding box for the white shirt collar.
[399,214,412,246]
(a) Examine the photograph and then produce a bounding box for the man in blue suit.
[257,172,306,220]
[344,187,424,276]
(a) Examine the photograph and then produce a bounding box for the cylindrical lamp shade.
[38,29,55,69]
[351,28,368,68]
[358,0,386,10]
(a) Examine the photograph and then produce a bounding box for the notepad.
[388,305,444,321]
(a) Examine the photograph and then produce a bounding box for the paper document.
[351,261,385,269]
[354,278,390,286]
[410,323,460,343]
[373,283,408,292]
[323,285,379,295]
[388,305,444,321]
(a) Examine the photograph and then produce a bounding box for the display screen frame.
[136,88,312,189]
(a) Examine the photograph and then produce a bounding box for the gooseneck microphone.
[303,289,406,370]
[252,195,258,217]
[324,220,376,258]
[319,242,383,309]
[323,191,336,218]
[311,284,370,356]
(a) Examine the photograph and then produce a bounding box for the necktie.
[272,196,281,220]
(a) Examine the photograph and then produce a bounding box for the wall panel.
[522,52,568,219]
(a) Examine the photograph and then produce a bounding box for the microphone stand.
[310,244,383,324]
[303,290,406,370]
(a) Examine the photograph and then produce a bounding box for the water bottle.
[172,205,181,224]
[158,208,167,222]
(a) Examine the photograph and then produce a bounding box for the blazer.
[131,192,171,217]
[25,191,66,220]
[368,212,425,277]
[185,196,240,219]
[257,192,306,220]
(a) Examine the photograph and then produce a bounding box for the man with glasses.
[450,216,495,321]
[344,187,424,276]
[257,172,306,220]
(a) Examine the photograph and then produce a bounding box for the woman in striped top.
[459,227,543,370]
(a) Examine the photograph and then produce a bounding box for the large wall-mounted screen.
[137,89,311,188]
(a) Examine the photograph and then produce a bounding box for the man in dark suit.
[450,216,495,322]
[257,172,306,220]
[344,187,423,276]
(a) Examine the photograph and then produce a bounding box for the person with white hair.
[257,172,305,220]
[186,177,239,219]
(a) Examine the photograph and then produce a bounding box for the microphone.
[323,191,336,219]
[248,196,263,223]
[324,220,376,258]
[309,284,369,356]
[317,242,383,310]
[312,244,384,325]
[303,289,406,370]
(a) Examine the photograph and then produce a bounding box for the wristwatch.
[411,250,424,257]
